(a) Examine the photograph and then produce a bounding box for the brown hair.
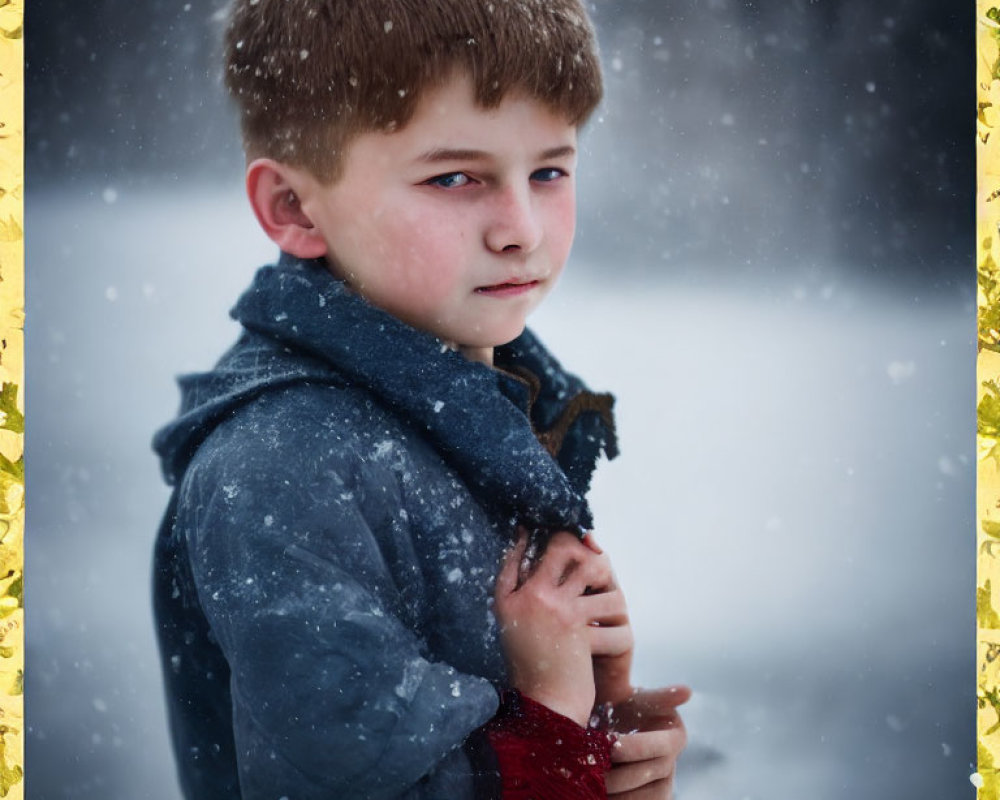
[224,0,603,182]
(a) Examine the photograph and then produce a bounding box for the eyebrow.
[415,145,577,164]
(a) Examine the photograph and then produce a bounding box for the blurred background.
[25,1,973,798]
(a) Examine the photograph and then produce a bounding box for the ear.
[246,158,328,259]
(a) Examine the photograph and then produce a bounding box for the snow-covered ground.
[25,183,973,798]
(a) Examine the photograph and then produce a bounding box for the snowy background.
[25,2,972,798]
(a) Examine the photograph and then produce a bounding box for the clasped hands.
[494,529,689,799]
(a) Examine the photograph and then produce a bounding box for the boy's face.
[293,72,578,360]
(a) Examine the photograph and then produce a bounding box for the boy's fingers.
[535,531,586,581]
[610,729,685,764]
[611,704,687,739]
[581,587,628,625]
[495,531,529,596]
[613,686,691,731]
[629,685,693,716]
[513,530,616,594]
[566,550,615,594]
[605,751,676,794]
[589,624,634,656]
[606,729,684,795]
[607,776,673,799]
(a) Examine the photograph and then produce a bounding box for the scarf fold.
[155,253,617,534]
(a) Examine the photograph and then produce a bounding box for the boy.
[152,1,688,797]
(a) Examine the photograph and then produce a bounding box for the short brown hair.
[224,0,603,182]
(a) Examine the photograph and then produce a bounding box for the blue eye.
[531,167,567,183]
[426,172,471,189]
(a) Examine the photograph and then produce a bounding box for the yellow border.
[980,3,1000,795]
[0,0,23,797]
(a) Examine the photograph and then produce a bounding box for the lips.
[475,279,540,296]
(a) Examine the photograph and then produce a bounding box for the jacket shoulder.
[176,380,418,554]
[193,380,396,474]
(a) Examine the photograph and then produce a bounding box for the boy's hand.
[606,686,691,799]
[581,534,635,707]
[493,529,618,727]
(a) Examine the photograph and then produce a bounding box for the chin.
[443,316,528,350]
[481,322,528,349]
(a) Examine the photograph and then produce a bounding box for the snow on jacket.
[152,252,618,799]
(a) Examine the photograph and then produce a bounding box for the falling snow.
[27,3,973,797]
[886,360,916,384]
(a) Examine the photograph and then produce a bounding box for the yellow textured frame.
[982,3,1000,795]
[0,0,22,797]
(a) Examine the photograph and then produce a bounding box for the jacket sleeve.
[486,691,613,799]
[176,393,501,800]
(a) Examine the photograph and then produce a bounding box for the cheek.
[547,193,577,263]
[380,212,467,301]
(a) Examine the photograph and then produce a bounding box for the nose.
[484,184,543,255]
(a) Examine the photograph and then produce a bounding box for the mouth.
[474,279,541,297]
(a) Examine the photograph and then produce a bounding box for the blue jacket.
[152,253,617,799]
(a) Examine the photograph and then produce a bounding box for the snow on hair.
[224,0,604,182]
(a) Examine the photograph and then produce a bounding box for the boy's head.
[227,0,604,362]
[225,0,603,183]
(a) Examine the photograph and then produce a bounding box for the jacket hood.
[154,253,617,533]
